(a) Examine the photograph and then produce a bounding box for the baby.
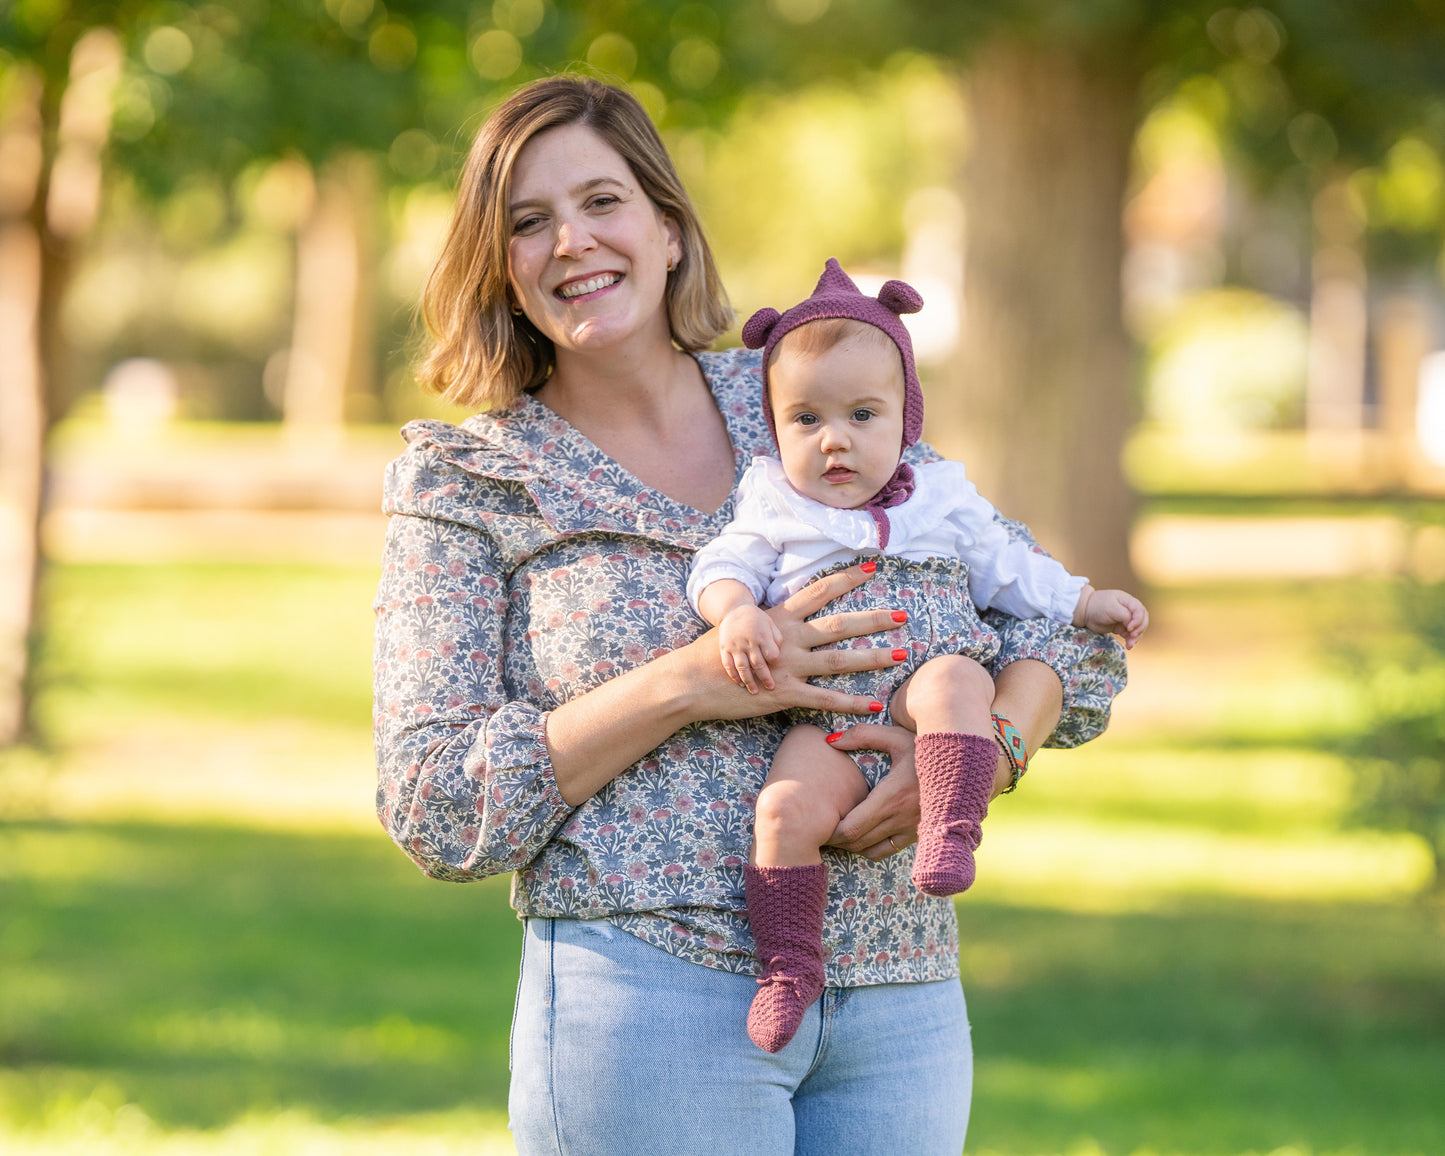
[686,260,1147,1053]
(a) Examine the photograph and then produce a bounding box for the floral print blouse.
[374,346,1127,986]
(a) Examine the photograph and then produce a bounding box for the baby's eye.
[852,408,874,422]
[795,413,818,427]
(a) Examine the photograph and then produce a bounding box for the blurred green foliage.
[1344,577,1445,890]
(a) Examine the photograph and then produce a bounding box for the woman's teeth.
[558,273,620,299]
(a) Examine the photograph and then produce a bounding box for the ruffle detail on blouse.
[749,458,878,552]
[383,352,776,561]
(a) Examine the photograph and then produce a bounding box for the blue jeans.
[509,918,972,1155]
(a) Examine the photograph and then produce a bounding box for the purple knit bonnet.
[742,258,925,549]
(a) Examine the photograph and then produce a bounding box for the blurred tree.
[1344,577,1445,892]
[0,9,126,745]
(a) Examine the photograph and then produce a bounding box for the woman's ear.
[663,215,683,271]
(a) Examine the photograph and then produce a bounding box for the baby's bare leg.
[752,724,872,867]
[745,724,870,1052]
[888,654,1000,898]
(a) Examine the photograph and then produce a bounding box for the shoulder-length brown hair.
[419,75,733,410]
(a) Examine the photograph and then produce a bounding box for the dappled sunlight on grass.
[0,1096,515,1156]
[3,562,1443,1154]
[977,814,1431,909]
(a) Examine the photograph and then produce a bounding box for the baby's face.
[769,334,906,511]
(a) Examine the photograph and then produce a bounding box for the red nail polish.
[891,649,907,661]
[891,610,908,622]
[825,732,843,743]
[861,560,877,573]
[868,701,884,713]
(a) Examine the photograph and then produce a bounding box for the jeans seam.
[800,986,848,1082]
[509,921,529,1073]
[544,919,565,1156]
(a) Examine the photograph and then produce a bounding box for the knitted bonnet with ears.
[741,258,925,549]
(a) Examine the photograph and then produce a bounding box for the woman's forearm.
[544,640,720,805]
[988,658,1063,798]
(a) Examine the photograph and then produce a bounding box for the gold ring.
[887,836,898,851]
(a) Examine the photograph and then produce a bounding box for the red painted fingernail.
[891,649,907,661]
[825,731,843,743]
[868,701,884,713]
[891,610,907,622]
[860,561,877,573]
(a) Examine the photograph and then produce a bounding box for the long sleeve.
[981,514,1127,749]
[908,460,1085,625]
[685,465,782,611]
[373,510,574,882]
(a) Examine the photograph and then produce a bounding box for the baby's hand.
[718,604,783,693]
[1082,588,1149,650]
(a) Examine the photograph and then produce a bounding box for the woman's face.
[506,123,681,359]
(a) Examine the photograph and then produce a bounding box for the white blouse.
[686,457,1086,624]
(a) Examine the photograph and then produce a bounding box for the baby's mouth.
[823,466,856,483]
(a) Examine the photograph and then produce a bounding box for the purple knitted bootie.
[911,732,997,897]
[744,863,828,1053]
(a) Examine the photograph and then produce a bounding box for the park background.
[2,2,1444,1153]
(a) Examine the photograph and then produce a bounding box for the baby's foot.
[910,817,982,897]
[747,965,825,1053]
[744,863,828,1053]
[910,732,997,897]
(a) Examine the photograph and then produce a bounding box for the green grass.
[3,561,1444,1154]
[0,821,518,1133]
[2,821,1440,1154]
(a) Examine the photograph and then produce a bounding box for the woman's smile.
[556,271,623,300]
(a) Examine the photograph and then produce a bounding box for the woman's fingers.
[826,725,920,856]
[779,562,875,619]
[797,606,907,650]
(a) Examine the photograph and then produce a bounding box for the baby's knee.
[909,654,995,713]
[754,764,843,848]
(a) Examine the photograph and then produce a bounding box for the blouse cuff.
[455,702,575,871]
[1047,574,1091,626]
[988,614,1128,750]
[685,561,768,615]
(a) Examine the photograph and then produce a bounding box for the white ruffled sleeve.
[938,463,1088,624]
[685,461,782,612]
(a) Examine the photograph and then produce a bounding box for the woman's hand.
[825,724,919,861]
[547,564,905,807]
[676,563,906,723]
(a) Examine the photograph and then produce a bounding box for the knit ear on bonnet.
[877,280,924,316]
[741,308,781,350]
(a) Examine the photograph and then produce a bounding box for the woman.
[374,75,1125,1155]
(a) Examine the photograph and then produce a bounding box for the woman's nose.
[553,217,596,259]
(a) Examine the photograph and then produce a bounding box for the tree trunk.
[0,220,46,747]
[284,152,377,438]
[945,39,1141,590]
[0,67,48,747]
[0,31,119,747]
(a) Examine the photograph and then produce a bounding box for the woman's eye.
[512,215,544,235]
[852,409,874,422]
[588,195,620,211]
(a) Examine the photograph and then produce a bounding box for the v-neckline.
[512,354,750,521]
